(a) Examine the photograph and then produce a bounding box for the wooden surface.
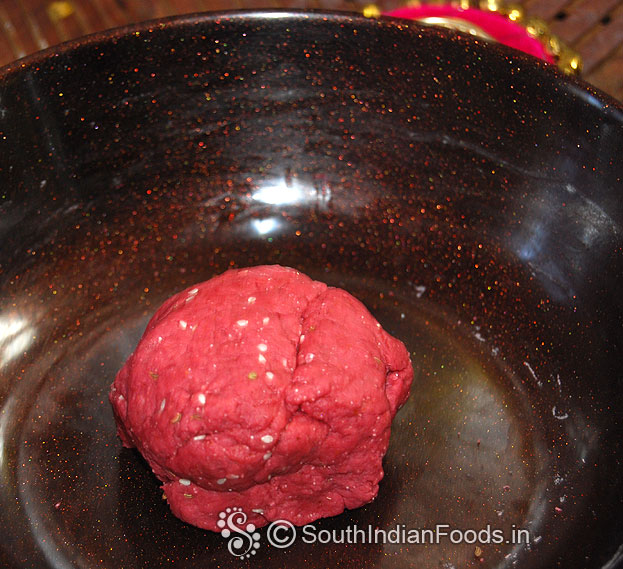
[0,0,622,101]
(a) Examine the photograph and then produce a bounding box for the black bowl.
[0,10,621,569]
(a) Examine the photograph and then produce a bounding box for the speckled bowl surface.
[0,10,622,569]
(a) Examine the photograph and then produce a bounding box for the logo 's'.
[217,507,261,558]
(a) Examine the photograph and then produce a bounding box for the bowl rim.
[0,8,621,113]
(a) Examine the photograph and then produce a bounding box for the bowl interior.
[0,11,622,569]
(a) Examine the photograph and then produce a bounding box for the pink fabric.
[385,6,554,63]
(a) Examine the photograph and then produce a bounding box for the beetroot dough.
[109,265,412,531]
